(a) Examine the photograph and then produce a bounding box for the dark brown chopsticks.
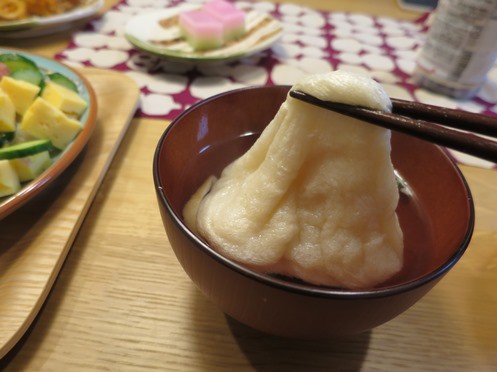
[289,90,497,163]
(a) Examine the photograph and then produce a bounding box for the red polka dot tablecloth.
[56,0,497,168]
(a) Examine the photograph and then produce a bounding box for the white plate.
[124,5,283,63]
[0,0,103,38]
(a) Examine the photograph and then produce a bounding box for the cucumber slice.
[10,67,44,87]
[48,72,78,92]
[0,132,15,147]
[0,139,53,160]
[0,53,37,73]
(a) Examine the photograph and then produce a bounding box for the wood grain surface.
[0,68,140,361]
[1,1,497,371]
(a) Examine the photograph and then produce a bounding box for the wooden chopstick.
[391,99,497,137]
[289,90,497,163]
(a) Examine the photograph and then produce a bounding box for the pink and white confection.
[203,0,246,41]
[178,10,224,51]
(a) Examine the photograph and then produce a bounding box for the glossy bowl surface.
[0,48,97,221]
[154,85,474,338]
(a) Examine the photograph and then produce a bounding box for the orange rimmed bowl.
[0,48,97,221]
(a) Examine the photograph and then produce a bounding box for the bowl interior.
[155,85,473,293]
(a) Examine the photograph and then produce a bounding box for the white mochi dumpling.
[184,70,404,289]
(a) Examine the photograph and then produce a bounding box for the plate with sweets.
[0,48,97,220]
[125,3,283,63]
[0,0,103,38]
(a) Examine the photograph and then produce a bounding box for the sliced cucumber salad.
[0,52,88,198]
[0,139,53,160]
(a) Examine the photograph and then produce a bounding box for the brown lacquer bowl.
[153,85,474,338]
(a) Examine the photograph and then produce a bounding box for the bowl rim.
[153,85,475,300]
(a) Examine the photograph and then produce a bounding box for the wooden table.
[1,1,497,370]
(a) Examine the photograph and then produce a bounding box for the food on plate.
[0,52,88,198]
[10,149,51,181]
[178,0,246,51]
[0,0,26,21]
[143,1,282,59]
[178,10,224,51]
[41,81,87,116]
[0,159,20,197]
[183,71,404,290]
[203,0,246,41]
[0,76,40,115]
[21,97,83,150]
[0,89,15,131]
[0,0,85,21]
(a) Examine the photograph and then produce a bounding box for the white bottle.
[413,0,497,99]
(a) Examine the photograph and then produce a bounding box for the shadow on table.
[0,149,88,370]
[226,316,371,371]
[0,121,109,369]
[190,286,371,371]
